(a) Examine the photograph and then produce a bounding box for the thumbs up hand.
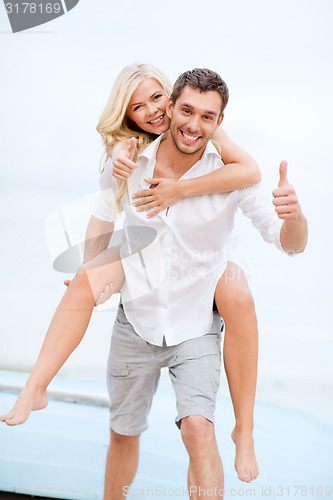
[278,160,288,187]
[126,137,137,161]
[272,161,300,220]
[111,137,139,180]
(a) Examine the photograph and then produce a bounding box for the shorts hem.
[175,411,215,429]
[110,419,148,436]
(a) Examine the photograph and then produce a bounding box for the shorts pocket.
[175,337,221,364]
[115,305,130,326]
[108,357,130,377]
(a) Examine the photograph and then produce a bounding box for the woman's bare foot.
[231,427,259,482]
[0,385,48,426]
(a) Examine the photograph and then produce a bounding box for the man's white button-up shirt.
[93,133,285,346]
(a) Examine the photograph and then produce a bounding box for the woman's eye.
[133,105,142,111]
[153,94,162,101]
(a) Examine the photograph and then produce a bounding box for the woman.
[1,64,260,483]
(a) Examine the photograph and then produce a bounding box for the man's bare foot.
[0,386,48,426]
[231,427,259,482]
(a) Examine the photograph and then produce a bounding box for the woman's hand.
[132,177,184,218]
[111,138,138,180]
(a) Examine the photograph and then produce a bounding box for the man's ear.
[166,98,173,119]
[217,113,224,127]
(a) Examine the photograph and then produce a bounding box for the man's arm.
[237,161,308,255]
[84,155,123,262]
[83,215,114,263]
[279,214,308,254]
[273,161,308,254]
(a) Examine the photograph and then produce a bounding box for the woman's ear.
[166,98,173,119]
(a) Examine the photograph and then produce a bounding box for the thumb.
[126,137,137,160]
[278,160,288,187]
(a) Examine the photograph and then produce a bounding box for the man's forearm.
[280,209,308,254]
[84,215,114,263]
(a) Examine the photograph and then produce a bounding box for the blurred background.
[0,2,332,495]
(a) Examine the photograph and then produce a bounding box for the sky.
[0,0,332,373]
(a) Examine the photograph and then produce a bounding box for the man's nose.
[187,115,200,132]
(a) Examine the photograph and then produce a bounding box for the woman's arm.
[214,127,260,184]
[132,128,261,217]
[179,128,261,195]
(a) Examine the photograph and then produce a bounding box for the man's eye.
[204,115,212,120]
[182,109,190,114]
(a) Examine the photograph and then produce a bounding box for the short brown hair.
[171,68,229,116]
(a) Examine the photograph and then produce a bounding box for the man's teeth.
[183,132,199,142]
[149,115,164,124]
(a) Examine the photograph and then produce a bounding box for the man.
[92,69,307,499]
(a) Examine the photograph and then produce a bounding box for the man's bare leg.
[0,247,124,426]
[181,416,224,499]
[103,430,140,500]
[215,262,259,482]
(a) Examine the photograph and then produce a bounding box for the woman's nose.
[147,102,158,116]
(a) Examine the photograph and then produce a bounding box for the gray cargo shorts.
[107,304,222,436]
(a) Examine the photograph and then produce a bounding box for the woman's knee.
[68,265,94,300]
[230,285,255,312]
[71,265,88,285]
[216,275,255,317]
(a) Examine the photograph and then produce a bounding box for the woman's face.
[127,78,170,135]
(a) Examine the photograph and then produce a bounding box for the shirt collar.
[203,139,222,159]
[137,132,168,162]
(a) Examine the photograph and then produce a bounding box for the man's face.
[167,86,224,156]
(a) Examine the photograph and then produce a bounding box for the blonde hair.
[97,63,173,208]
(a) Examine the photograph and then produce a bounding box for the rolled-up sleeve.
[91,158,121,223]
[237,183,286,253]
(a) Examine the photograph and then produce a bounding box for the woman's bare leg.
[215,262,259,482]
[0,246,124,426]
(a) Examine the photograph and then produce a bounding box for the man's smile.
[180,130,201,144]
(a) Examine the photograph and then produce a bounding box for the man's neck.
[154,133,206,180]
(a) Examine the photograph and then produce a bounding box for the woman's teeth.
[149,115,164,125]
